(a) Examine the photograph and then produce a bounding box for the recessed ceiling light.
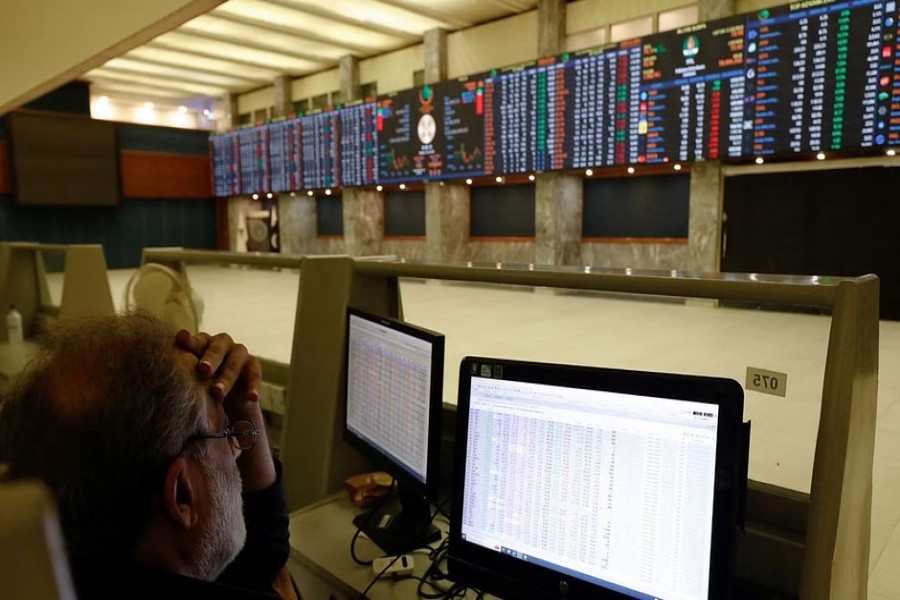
[307,190,314,197]
[627,167,635,174]
[495,176,504,184]
[755,157,764,165]
[251,193,259,200]
[888,149,896,157]
[376,185,383,192]
[528,174,535,181]
[673,164,682,171]
[465,178,473,185]
[325,189,332,196]
[585,169,593,177]
[266,192,273,199]
[399,183,406,190]
[816,152,826,160]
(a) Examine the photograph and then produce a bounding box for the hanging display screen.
[210,0,900,196]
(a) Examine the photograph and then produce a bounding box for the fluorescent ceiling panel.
[125,46,281,81]
[182,15,354,61]
[276,0,453,35]
[87,68,229,97]
[214,0,406,51]
[152,31,325,73]
[103,57,257,88]
[88,81,189,99]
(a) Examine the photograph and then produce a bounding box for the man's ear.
[162,455,201,530]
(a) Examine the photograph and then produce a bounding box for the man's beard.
[190,456,247,581]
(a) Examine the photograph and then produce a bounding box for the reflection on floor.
[48,265,900,597]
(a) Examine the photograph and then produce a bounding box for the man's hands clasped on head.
[176,329,276,493]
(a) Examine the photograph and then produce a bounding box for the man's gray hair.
[0,312,208,559]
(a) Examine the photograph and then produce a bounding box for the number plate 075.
[745,367,787,398]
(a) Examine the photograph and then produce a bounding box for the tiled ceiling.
[84,0,536,105]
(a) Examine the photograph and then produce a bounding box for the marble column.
[423,29,447,84]
[273,75,292,118]
[423,28,468,264]
[698,0,736,21]
[278,194,317,255]
[687,160,722,272]
[695,2,732,274]
[535,0,581,267]
[535,174,583,266]
[426,182,469,263]
[339,55,361,104]
[339,54,383,256]
[223,92,239,129]
[537,0,566,57]
[343,190,383,256]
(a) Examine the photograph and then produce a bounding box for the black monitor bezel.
[448,356,745,600]
[342,307,445,502]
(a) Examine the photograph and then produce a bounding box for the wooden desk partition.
[0,242,114,341]
[135,249,878,599]
[281,256,877,600]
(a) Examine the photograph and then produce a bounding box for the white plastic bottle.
[6,305,23,346]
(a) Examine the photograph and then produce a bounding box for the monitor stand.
[352,486,441,556]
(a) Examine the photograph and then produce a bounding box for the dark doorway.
[722,166,900,320]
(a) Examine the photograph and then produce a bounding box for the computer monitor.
[343,307,445,555]
[449,357,746,600]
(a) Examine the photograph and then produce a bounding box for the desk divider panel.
[134,249,878,599]
[0,243,113,341]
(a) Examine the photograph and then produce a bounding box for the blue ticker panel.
[269,117,302,192]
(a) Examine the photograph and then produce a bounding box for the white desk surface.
[288,494,479,600]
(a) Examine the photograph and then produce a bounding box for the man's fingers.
[175,329,212,356]
[210,342,250,399]
[197,332,234,378]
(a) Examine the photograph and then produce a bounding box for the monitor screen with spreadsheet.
[449,357,745,600]
[343,308,445,555]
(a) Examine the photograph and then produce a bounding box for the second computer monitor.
[343,307,445,554]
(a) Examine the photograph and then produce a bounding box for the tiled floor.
[54,265,900,595]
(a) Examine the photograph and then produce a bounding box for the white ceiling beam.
[263,0,421,41]
[214,0,408,51]
[207,11,374,56]
[87,68,229,97]
[152,31,325,74]
[369,0,472,29]
[169,26,340,65]
[182,15,357,61]
[125,46,283,81]
[116,55,270,85]
[100,58,260,89]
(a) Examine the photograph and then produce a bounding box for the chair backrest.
[0,480,77,600]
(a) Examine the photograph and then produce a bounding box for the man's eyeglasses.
[183,420,261,453]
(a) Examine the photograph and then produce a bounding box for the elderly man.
[0,312,292,598]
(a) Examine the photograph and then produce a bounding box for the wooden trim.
[383,235,426,241]
[582,237,689,244]
[316,235,344,240]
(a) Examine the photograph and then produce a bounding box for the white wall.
[447,11,539,78]
[360,45,424,94]
[291,69,340,103]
